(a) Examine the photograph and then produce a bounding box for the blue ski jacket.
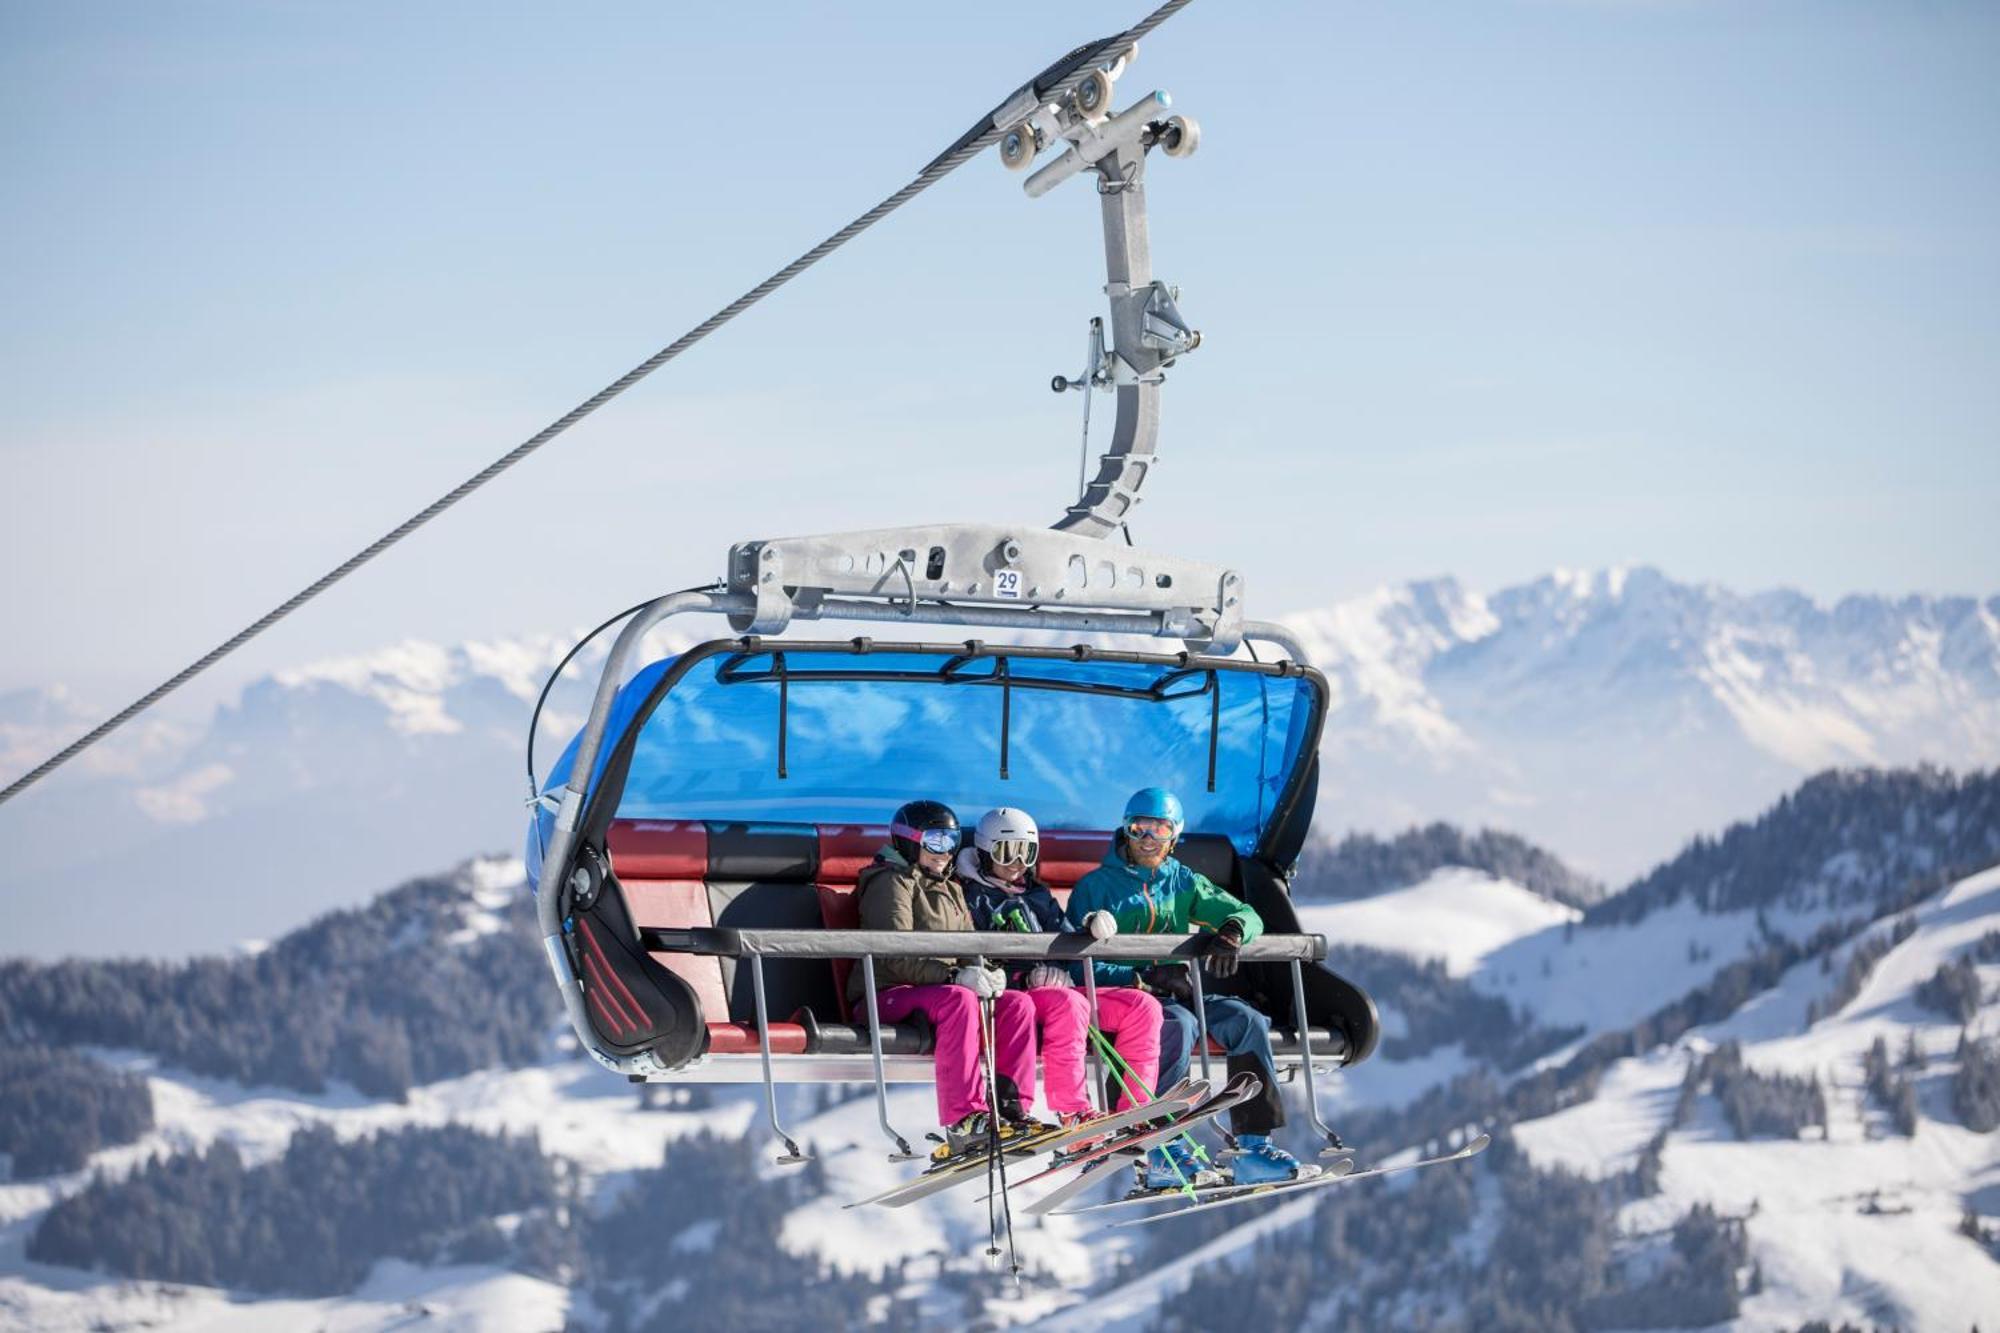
[1065,845,1263,986]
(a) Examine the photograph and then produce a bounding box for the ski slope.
[1047,864,2000,1330]
[0,1045,1118,1329]
[5,861,1995,1330]
[0,1054,755,1332]
[1512,865,2000,1332]
[1295,868,1579,976]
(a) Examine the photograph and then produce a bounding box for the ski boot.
[1052,1108,1112,1155]
[1225,1134,1322,1186]
[1142,1137,1223,1191]
[930,1111,1038,1165]
[1008,1108,1056,1135]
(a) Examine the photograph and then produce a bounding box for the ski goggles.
[894,823,961,855]
[987,838,1039,867]
[1124,817,1177,843]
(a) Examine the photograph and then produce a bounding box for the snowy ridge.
[5,570,1992,956]
[0,627,690,958]
[1288,568,2000,881]
[2,807,1997,1327]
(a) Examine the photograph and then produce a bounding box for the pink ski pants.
[1027,984,1163,1114]
[875,984,1036,1126]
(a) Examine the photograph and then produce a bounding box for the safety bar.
[685,932,1342,1166]
[637,928,1327,963]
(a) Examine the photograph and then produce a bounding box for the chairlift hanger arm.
[1001,54,1204,539]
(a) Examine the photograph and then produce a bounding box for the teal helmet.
[1122,787,1185,840]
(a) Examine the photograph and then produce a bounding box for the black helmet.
[890,799,961,865]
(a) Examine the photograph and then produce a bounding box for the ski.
[1021,1071,1265,1217]
[843,1076,1206,1209]
[992,1070,1257,1202]
[1105,1132,1493,1228]
[1050,1155,1357,1217]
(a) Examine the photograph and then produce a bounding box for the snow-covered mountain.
[1059,861,2000,1333]
[0,633,681,959]
[3,569,1992,957]
[4,771,1996,1331]
[1290,567,2000,881]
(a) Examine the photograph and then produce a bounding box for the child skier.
[955,807,1164,1126]
[1067,786,1322,1189]
[847,799,1039,1159]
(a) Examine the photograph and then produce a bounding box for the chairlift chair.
[524,34,1379,1164]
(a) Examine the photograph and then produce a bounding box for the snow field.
[0,1052,763,1332]
[0,1261,567,1333]
[1295,868,1579,977]
[1513,866,2000,1331]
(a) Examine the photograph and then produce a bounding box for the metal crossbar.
[638,927,1327,963]
[694,930,1335,1161]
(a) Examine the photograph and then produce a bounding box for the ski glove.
[1199,921,1244,979]
[1025,964,1074,990]
[1141,964,1195,1006]
[1080,910,1118,941]
[952,963,1005,1000]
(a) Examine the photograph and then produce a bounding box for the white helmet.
[974,806,1040,869]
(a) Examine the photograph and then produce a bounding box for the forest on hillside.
[1294,823,1602,907]
[1588,766,2000,925]
[0,870,557,1101]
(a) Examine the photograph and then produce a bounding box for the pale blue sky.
[3,0,1995,712]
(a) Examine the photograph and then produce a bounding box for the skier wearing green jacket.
[1067,786,1320,1188]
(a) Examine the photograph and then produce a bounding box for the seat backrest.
[1036,830,1111,903]
[814,825,879,1020]
[607,818,1244,1027]
[1174,833,1240,891]
[608,819,840,1026]
[606,821,728,1024]
[699,823,837,1024]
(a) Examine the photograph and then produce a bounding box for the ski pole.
[1087,1025,1214,1168]
[978,987,1020,1281]
[1086,1027,1199,1199]
[979,993,999,1263]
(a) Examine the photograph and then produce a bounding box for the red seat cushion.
[1037,830,1109,891]
[706,1021,808,1056]
[608,820,708,879]
[813,826,886,1020]
[814,883,862,1021]
[816,824,883,882]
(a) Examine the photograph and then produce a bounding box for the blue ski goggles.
[894,823,962,854]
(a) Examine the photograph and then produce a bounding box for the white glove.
[953,963,1004,1000]
[1025,964,1074,990]
[1081,910,1118,942]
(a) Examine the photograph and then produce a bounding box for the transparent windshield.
[534,644,1321,865]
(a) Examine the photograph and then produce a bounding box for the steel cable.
[0,0,1198,807]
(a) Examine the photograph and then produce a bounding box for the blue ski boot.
[1226,1135,1323,1186]
[1142,1137,1223,1191]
